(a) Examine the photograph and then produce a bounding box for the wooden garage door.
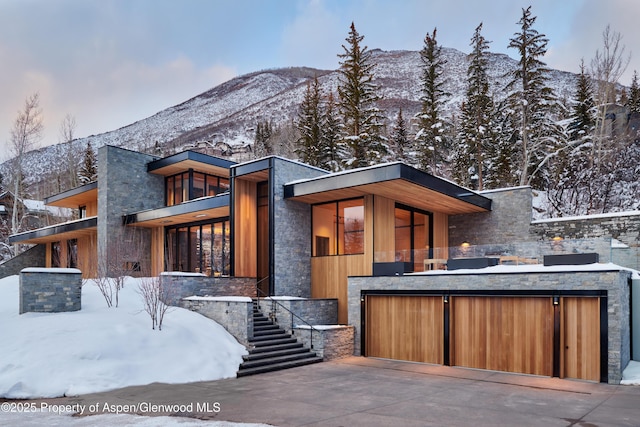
[451,296,554,376]
[366,295,443,364]
[562,297,600,382]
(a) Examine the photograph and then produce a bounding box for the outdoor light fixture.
[443,295,449,304]
[552,236,563,241]
[553,296,559,305]
[194,213,207,218]
[461,241,470,248]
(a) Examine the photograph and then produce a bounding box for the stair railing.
[254,276,319,350]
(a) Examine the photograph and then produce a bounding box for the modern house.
[8,145,639,384]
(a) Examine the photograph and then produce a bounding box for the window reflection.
[312,198,364,256]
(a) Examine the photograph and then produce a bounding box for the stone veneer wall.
[348,268,632,384]
[19,267,82,314]
[531,212,640,270]
[0,244,46,279]
[257,297,338,334]
[449,186,535,247]
[271,157,327,297]
[159,273,256,306]
[98,146,164,276]
[294,326,355,360]
[180,297,253,345]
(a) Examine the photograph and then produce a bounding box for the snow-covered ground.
[0,275,247,399]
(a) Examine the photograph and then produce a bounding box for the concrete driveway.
[35,357,640,426]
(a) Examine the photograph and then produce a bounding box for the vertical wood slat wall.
[233,179,257,278]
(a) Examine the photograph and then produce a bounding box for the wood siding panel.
[373,195,395,262]
[562,297,600,382]
[432,212,448,259]
[86,200,98,217]
[233,179,257,277]
[366,295,443,364]
[451,296,553,376]
[311,254,369,324]
[150,227,164,276]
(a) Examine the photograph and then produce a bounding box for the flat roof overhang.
[147,151,236,177]
[9,216,97,244]
[45,181,98,208]
[284,163,491,214]
[123,193,230,227]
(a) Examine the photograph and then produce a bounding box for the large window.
[165,219,230,276]
[395,204,432,271]
[312,198,365,256]
[165,171,229,206]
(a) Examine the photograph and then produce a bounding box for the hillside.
[0,47,579,196]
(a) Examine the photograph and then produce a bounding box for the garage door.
[365,295,443,364]
[451,296,554,376]
[562,297,601,381]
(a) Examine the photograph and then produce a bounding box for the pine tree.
[568,60,595,141]
[320,92,345,171]
[337,22,388,168]
[453,23,494,190]
[295,77,323,166]
[390,108,412,164]
[626,70,640,114]
[254,120,274,158]
[78,142,97,184]
[416,28,449,173]
[506,6,560,187]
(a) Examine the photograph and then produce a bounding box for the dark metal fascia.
[147,150,236,172]
[44,181,98,205]
[123,193,230,224]
[231,158,271,177]
[9,217,98,243]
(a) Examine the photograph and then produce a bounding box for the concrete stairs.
[237,301,322,377]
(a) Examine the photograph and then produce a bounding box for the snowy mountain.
[0,47,579,195]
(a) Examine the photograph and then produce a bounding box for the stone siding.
[449,187,534,247]
[348,268,632,384]
[19,268,82,314]
[531,212,640,270]
[257,297,338,334]
[180,297,252,345]
[98,146,163,276]
[272,157,327,297]
[0,244,46,279]
[160,273,256,305]
[294,326,355,360]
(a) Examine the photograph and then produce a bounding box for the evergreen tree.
[320,92,346,171]
[453,23,494,190]
[337,22,388,168]
[506,6,560,187]
[78,142,97,184]
[390,108,412,164]
[254,120,274,158]
[295,77,323,166]
[626,70,640,114]
[416,28,449,173]
[568,60,595,142]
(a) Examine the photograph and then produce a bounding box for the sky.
[1,0,639,159]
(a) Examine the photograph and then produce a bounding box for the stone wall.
[160,272,256,306]
[449,186,534,247]
[257,297,338,334]
[531,212,640,270]
[19,267,82,314]
[98,146,164,276]
[294,325,355,360]
[272,157,327,297]
[0,244,46,279]
[348,267,632,384]
[180,297,253,345]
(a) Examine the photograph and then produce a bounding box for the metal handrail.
[254,276,319,350]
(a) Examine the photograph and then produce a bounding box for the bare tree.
[590,25,630,170]
[138,276,173,330]
[9,93,43,254]
[59,114,80,189]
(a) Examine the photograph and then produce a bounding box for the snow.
[0,275,247,399]
[160,271,206,277]
[21,267,81,274]
[0,411,271,427]
[408,262,630,276]
[263,296,306,301]
[622,361,640,385]
[183,296,252,302]
[295,324,350,330]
